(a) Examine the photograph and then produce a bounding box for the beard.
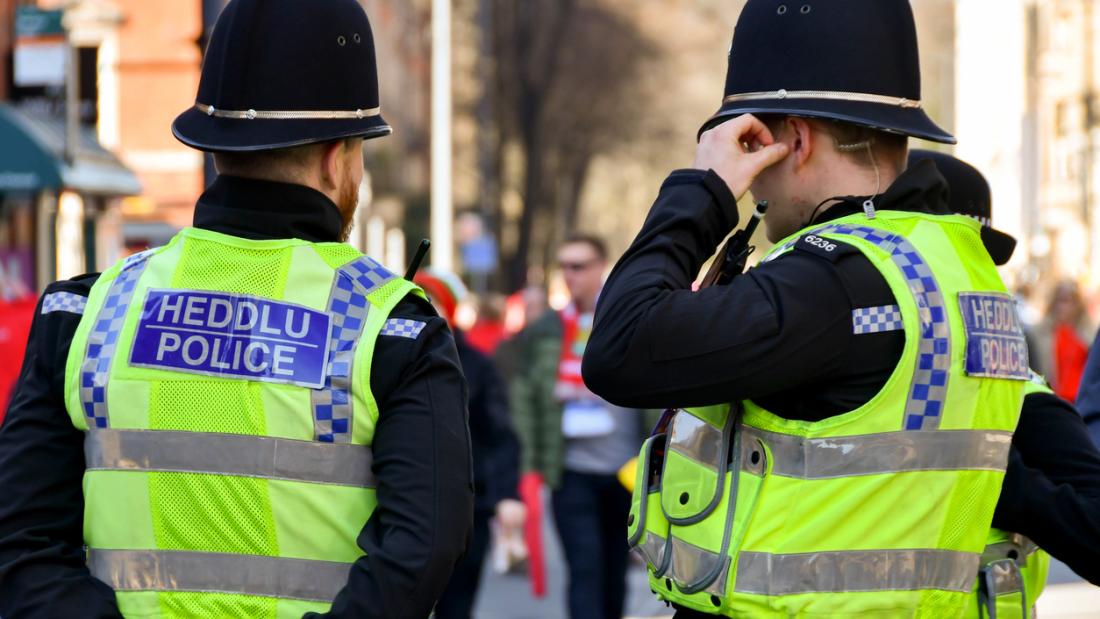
[337,175,360,243]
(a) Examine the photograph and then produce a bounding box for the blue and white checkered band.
[852,305,904,335]
[41,291,87,315]
[772,224,951,431]
[311,256,396,443]
[79,250,154,429]
[381,318,426,340]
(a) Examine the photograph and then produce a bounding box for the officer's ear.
[786,117,816,169]
[318,140,349,193]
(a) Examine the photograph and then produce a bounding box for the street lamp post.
[430,0,454,271]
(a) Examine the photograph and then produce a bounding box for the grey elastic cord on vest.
[88,549,352,602]
[85,429,376,487]
[628,435,659,549]
[979,558,1029,619]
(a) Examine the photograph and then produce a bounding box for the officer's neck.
[804,160,902,223]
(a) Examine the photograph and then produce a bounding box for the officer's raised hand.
[693,113,789,200]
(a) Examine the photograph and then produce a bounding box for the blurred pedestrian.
[0,261,36,421]
[509,234,656,619]
[0,1,472,616]
[466,293,508,355]
[1033,280,1093,401]
[496,286,549,392]
[415,268,525,619]
[1071,320,1100,449]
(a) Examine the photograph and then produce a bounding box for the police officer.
[0,1,472,617]
[583,1,1100,616]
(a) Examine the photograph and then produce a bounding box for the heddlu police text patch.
[130,289,331,388]
[958,292,1029,380]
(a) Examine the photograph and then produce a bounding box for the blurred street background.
[1,0,1100,616]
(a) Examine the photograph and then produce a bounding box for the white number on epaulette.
[804,235,837,252]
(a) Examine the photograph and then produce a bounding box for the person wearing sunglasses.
[510,234,660,619]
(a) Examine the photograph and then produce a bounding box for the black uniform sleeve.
[315,295,474,619]
[993,392,1100,585]
[0,277,124,619]
[583,170,886,411]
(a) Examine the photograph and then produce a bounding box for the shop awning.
[0,103,141,196]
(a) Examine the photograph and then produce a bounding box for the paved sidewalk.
[1036,560,1100,619]
[474,502,667,618]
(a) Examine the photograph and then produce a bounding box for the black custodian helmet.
[701,0,954,145]
[172,0,391,152]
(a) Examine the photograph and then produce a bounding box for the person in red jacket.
[0,293,36,422]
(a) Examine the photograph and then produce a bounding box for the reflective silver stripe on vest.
[85,429,376,488]
[79,250,154,429]
[743,427,1013,479]
[668,536,731,597]
[668,411,725,466]
[312,256,395,443]
[734,549,980,595]
[88,549,351,602]
[636,531,671,575]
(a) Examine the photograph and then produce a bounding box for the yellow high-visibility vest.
[628,211,1027,617]
[66,227,421,617]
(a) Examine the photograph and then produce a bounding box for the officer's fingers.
[744,143,790,175]
[735,114,777,148]
[701,114,765,148]
[722,142,789,199]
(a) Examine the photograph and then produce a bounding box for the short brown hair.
[759,115,908,172]
[213,139,358,180]
[561,233,608,262]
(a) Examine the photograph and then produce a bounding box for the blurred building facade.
[923,0,1100,293]
[0,0,432,297]
[0,0,144,294]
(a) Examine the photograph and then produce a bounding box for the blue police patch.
[958,292,1029,380]
[130,289,331,388]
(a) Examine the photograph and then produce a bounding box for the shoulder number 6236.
[804,235,837,252]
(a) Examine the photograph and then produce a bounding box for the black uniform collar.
[810,159,951,226]
[193,175,344,243]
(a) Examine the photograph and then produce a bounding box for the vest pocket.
[628,433,672,574]
[661,416,770,603]
[660,406,734,524]
[978,558,1029,619]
